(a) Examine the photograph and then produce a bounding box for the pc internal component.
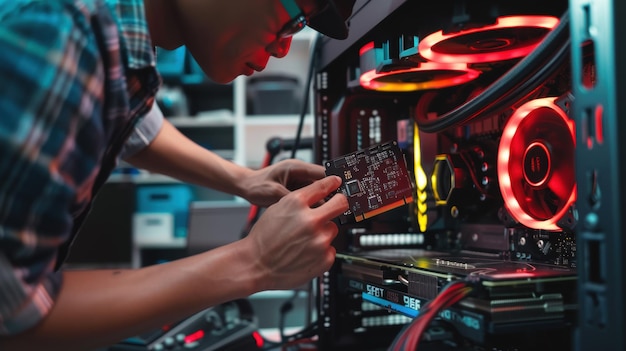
[325,141,414,224]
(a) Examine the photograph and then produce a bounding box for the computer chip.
[345,180,362,196]
[325,141,414,224]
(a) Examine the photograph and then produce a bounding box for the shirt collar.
[105,0,156,70]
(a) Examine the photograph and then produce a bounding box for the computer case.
[313,0,625,350]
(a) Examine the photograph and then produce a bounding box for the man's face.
[176,0,314,83]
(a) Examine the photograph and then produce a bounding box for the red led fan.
[497,97,576,231]
[419,15,559,64]
[359,41,480,92]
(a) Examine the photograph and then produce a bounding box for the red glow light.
[358,41,479,92]
[252,331,264,348]
[595,104,604,145]
[419,15,559,64]
[359,62,480,92]
[359,41,375,56]
[497,97,576,231]
[184,330,205,344]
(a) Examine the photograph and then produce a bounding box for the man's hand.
[242,159,328,207]
[241,175,348,291]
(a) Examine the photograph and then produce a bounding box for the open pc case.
[313,0,625,350]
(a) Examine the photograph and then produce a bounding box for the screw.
[450,206,459,218]
[537,240,545,250]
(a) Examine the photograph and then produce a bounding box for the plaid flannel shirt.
[0,0,161,335]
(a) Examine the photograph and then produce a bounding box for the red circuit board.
[325,141,414,224]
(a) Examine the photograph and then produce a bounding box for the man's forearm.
[125,119,253,197]
[0,239,262,351]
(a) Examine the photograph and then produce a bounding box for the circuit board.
[325,141,414,224]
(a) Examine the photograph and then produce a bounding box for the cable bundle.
[388,281,473,351]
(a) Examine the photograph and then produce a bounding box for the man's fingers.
[314,192,349,223]
[296,175,343,207]
[288,162,326,181]
[290,175,348,222]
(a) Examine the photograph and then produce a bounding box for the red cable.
[391,282,472,351]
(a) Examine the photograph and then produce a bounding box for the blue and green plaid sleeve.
[0,0,108,335]
[0,0,159,335]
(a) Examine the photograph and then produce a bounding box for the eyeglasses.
[277,0,308,38]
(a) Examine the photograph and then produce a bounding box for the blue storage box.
[136,184,193,238]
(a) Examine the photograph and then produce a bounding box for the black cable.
[416,9,570,133]
[290,32,322,159]
[257,33,324,351]
[285,33,324,350]
[480,38,570,117]
[278,290,299,343]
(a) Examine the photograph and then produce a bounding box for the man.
[0,0,356,349]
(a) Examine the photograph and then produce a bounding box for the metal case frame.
[570,0,626,350]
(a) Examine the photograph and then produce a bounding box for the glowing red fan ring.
[497,97,576,231]
[419,15,559,64]
[359,62,481,92]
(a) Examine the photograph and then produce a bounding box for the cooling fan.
[418,15,559,64]
[497,96,576,231]
[358,41,480,92]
